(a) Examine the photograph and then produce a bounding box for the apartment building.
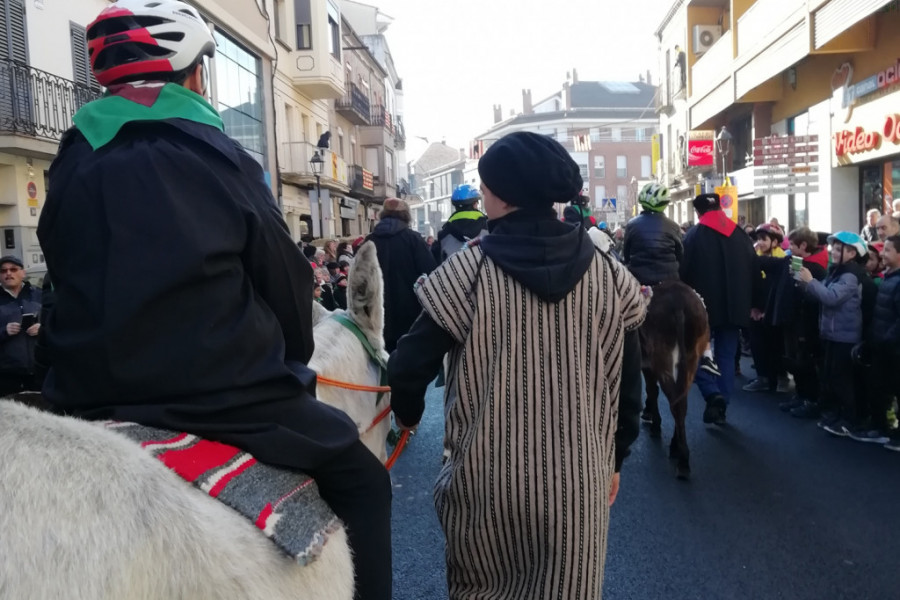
[473,72,659,228]
[656,0,900,232]
[0,0,279,279]
[271,0,405,239]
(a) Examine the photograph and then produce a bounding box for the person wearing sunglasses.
[0,256,42,397]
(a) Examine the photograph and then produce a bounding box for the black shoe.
[640,406,653,424]
[699,355,721,377]
[703,395,727,425]
[791,401,820,419]
[779,397,804,412]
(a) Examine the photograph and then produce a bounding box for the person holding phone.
[0,255,42,396]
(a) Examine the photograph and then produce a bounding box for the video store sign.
[687,130,714,167]
[832,91,900,166]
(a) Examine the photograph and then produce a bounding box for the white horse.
[0,242,388,600]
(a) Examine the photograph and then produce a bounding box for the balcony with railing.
[691,29,734,100]
[736,0,806,58]
[370,105,394,134]
[280,141,349,190]
[350,164,375,197]
[0,59,101,155]
[336,83,371,126]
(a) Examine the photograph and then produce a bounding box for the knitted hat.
[692,193,721,214]
[478,132,582,209]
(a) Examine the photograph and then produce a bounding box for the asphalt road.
[390,360,900,599]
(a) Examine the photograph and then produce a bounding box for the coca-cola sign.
[687,130,715,167]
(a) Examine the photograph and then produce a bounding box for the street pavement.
[390,360,900,599]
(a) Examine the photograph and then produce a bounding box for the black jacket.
[432,210,488,264]
[38,119,358,471]
[872,269,900,344]
[365,217,437,351]
[757,253,827,338]
[623,211,683,285]
[388,209,643,471]
[0,282,42,374]
[680,212,758,329]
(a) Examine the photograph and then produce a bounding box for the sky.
[369,0,666,162]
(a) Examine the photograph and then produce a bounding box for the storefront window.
[861,165,884,226]
[214,31,266,167]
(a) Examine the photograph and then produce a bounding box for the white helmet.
[87,0,216,87]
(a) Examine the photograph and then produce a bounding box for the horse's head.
[309,242,389,462]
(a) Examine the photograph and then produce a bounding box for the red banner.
[362,169,374,191]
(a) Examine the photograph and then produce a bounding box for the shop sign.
[362,169,374,191]
[834,114,900,160]
[687,130,714,167]
[833,59,900,123]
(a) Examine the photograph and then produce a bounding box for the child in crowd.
[797,232,877,439]
[745,224,790,393]
[869,235,900,450]
[865,242,885,285]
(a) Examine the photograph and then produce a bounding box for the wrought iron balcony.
[336,83,371,126]
[370,104,393,134]
[349,164,374,197]
[0,59,101,143]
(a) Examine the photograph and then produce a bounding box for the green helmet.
[638,183,670,213]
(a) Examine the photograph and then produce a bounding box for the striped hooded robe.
[394,217,645,599]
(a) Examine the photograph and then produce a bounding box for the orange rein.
[316,375,411,470]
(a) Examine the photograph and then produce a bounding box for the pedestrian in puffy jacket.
[868,235,900,447]
[624,183,683,286]
[797,232,877,440]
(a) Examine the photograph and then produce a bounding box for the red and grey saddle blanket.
[104,421,341,566]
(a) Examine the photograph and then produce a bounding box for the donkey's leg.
[669,397,690,479]
[643,368,662,438]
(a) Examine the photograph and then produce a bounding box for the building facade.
[473,73,659,228]
[0,0,280,280]
[656,0,900,232]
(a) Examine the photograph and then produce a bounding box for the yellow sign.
[714,184,739,223]
[27,198,38,208]
[651,134,660,176]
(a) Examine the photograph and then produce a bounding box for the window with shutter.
[1,0,28,63]
[69,23,98,93]
[1,0,31,131]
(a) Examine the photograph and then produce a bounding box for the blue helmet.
[827,231,867,258]
[451,184,480,205]
[598,221,608,230]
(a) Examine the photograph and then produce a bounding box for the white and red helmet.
[87,0,216,87]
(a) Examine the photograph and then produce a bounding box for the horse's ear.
[311,300,331,326]
[347,242,385,351]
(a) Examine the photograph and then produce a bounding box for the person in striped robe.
[388,132,646,599]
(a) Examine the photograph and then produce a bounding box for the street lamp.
[715,126,732,185]
[309,150,325,238]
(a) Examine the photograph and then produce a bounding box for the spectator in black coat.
[681,194,758,424]
[0,256,42,396]
[365,198,437,351]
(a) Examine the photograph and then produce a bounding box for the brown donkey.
[639,281,710,479]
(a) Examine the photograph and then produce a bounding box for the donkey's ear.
[347,242,385,352]
[311,300,331,326]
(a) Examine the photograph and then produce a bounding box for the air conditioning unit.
[693,25,722,56]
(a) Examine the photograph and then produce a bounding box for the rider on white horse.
[35,2,390,598]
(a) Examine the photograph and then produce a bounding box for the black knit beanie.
[478,132,583,209]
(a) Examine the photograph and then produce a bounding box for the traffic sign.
[753,174,818,185]
[755,166,819,176]
[600,197,617,211]
[753,155,818,166]
[756,185,820,195]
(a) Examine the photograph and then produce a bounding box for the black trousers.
[864,344,900,431]
[783,323,820,402]
[308,440,392,600]
[821,341,857,422]
[749,322,784,386]
[0,372,41,398]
